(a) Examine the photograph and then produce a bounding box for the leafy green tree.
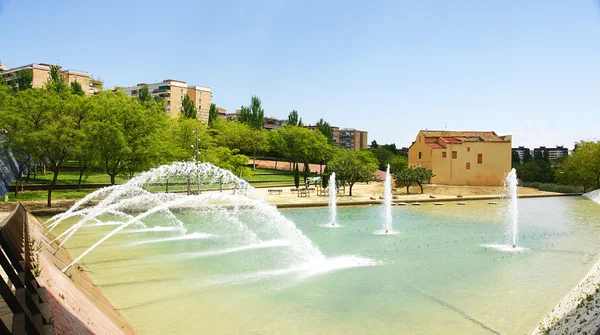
[322,165,330,188]
[327,149,378,196]
[315,118,333,144]
[239,96,265,130]
[303,162,310,184]
[294,163,300,189]
[388,155,408,174]
[412,167,435,194]
[562,141,600,190]
[371,140,379,148]
[70,80,85,96]
[211,118,268,169]
[267,130,287,169]
[46,65,68,93]
[393,168,414,194]
[138,85,152,105]
[208,103,218,126]
[15,69,33,91]
[181,94,197,119]
[287,110,300,127]
[512,151,521,167]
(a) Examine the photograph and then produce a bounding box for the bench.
[298,188,309,197]
[268,189,282,195]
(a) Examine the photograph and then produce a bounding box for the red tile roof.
[440,137,461,143]
[427,142,445,149]
[420,130,510,142]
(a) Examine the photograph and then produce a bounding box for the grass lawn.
[4,190,95,202]
[24,171,129,185]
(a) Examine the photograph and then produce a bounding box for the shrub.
[520,182,582,194]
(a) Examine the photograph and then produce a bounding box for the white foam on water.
[178,239,290,258]
[123,226,184,234]
[320,223,343,228]
[483,244,528,252]
[584,189,600,205]
[374,229,399,235]
[205,255,378,286]
[129,232,216,246]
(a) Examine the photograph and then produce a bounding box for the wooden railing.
[0,203,53,334]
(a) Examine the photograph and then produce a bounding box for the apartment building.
[305,124,342,146]
[339,128,368,151]
[216,107,227,119]
[121,79,212,123]
[512,146,531,162]
[408,130,512,186]
[533,146,569,161]
[0,62,95,95]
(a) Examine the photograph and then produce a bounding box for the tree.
[211,118,268,169]
[70,80,85,96]
[15,69,33,91]
[315,118,333,144]
[371,140,379,149]
[512,151,521,167]
[303,161,310,184]
[393,168,414,194]
[561,141,600,190]
[267,130,287,169]
[208,103,218,126]
[46,65,68,93]
[138,85,152,105]
[287,110,300,127]
[181,94,197,119]
[412,167,435,193]
[239,96,264,130]
[327,149,378,196]
[294,163,300,189]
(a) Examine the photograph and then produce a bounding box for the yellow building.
[122,79,212,123]
[408,130,512,186]
[0,63,93,95]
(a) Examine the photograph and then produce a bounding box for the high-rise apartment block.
[121,79,212,123]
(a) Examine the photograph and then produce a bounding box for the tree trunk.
[348,182,354,196]
[253,151,256,170]
[77,165,86,190]
[14,175,21,197]
[406,185,410,194]
[418,182,424,194]
[47,168,60,207]
[26,164,31,182]
[274,157,278,170]
[319,163,323,176]
[110,174,116,185]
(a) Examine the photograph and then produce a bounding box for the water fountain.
[47,162,374,275]
[506,168,519,248]
[485,168,524,251]
[327,172,337,227]
[375,164,395,235]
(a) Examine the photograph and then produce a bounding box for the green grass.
[24,171,129,185]
[520,182,582,194]
[4,190,96,202]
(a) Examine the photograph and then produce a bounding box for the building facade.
[533,146,568,161]
[121,79,212,123]
[408,130,512,186]
[339,128,368,151]
[0,63,94,95]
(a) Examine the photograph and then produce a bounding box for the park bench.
[298,188,309,197]
[268,189,282,195]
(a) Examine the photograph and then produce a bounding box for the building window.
[442,152,446,158]
[418,152,422,159]
[452,151,457,159]
[466,162,471,170]
[467,146,470,152]
[477,154,483,164]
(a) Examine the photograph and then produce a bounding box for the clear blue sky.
[1,0,599,149]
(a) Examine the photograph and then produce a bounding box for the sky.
[1,0,599,149]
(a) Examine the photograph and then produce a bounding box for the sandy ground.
[257,182,563,207]
[29,214,135,335]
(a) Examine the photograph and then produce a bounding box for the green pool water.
[47,196,600,335]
